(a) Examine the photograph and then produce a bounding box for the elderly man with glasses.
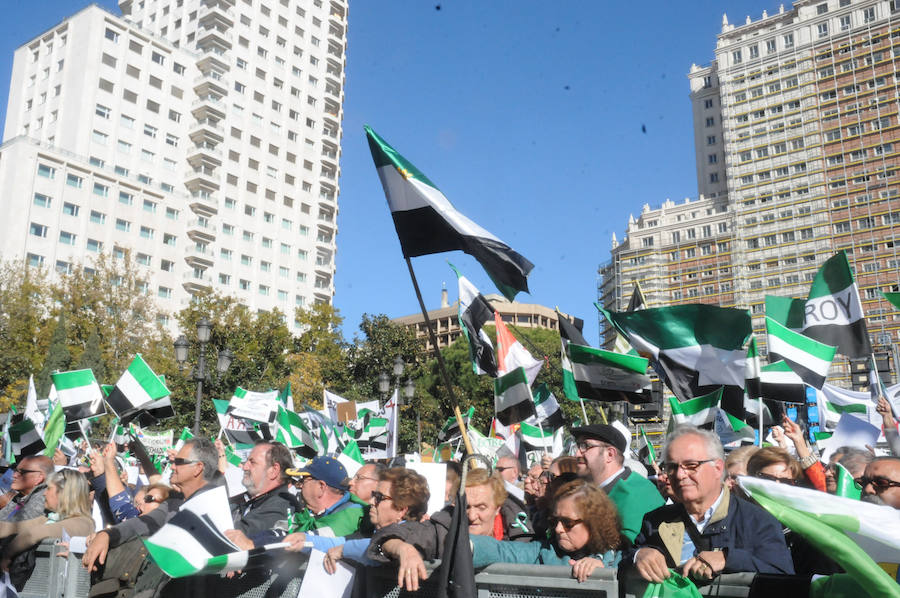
[0,455,54,523]
[858,456,900,508]
[572,424,663,542]
[627,425,794,584]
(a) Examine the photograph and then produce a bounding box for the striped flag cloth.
[278,382,293,411]
[835,462,862,500]
[228,388,279,424]
[41,400,66,458]
[557,311,589,402]
[524,383,565,430]
[669,387,722,427]
[323,389,349,421]
[10,418,45,459]
[451,263,498,377]
[493,367,536,426]
[740,476,900,598]
[636,426,656,468]
[758,360,808,403]
[565,343,651,403]
[105,355,169,417]
[597,303,751,405]
[337,440,366,478]
[273,405,316,450]
[744,337,762,399]
[438,406,475,444]
[365,125,533,301]
[494,312,543,386]
[519,423,563,454]
[814,384,878,432]
[614,284,645,354]
[143,485,285,577]
[765,316,835,389]
[299,405,344,456]
[213,400,264,447]
[767,251,871,358]
[714,407,755,446]
[51,369,106,422]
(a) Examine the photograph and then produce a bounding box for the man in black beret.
[572,424,663,542]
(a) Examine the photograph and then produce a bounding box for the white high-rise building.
[0,0,346,331]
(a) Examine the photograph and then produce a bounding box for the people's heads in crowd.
[551,478,622,555]
[572,424,627,485]
[661,426,725,508]
[549,456,578,478]
[653,470,674,500]
[464,468,507,537]
[170,438,218,495]
[369,467,430,529]
[544,471,581,505]
[747,446,801,485]
[859,456,900,509]
[135,483,170,515]
[242,441,291,498]
[349,462,386,504]
[290,456,348,513]
[724,445,759,490]
[824,446,872,493]
[11,455,53,495]
[44,469,91,519]
[495,456,520,484]
[523,464,547,503]
[444,461,461,504]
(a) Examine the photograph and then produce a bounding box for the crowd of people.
[0,400,895,596]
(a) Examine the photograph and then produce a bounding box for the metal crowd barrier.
[20,538,91,598]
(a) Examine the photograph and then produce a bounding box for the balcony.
[198,2,234,28]
[189,191,219,215]
[183,270,213,292]
[189,118,225,145]
[187,143,223,166]
[194,74,228,98]
[184,245,214,268]
[187,219,217,242]
[183,166,221,189]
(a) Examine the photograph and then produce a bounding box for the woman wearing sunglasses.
[0,469,94,585]
[470,478,623,582]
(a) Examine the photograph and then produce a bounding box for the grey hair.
[837,447,874,477]
[661,425,725,464]
[186,437,220,482]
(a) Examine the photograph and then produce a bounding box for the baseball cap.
[285,456,348,489]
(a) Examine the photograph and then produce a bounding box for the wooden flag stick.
[405,257,475,455]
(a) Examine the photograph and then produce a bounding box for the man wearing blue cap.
[286,456,368,538]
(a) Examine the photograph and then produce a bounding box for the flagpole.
[538,421,547,455]
[578,399,590,425]
[404,257,475,455]
[757,392,763,447]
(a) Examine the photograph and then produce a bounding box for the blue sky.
[0,1,773,344]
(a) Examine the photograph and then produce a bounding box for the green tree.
[36,312,72,397]
[76,330,106,383]
[288,302,349,408]
[52,252,167,378]
[169,291,293,436]
[0,260,52,400]
[344,314,423,402]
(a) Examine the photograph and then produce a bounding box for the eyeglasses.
[755,473,798,486]
[575,441,608,453]
[854,475,900,491]
[13,468,40,476]
[661,459,715,476]
[143,494,162,504]
[352,474,379,483]
[172,458,198,467]
[371,491,393,506]
[495,466,515,472]
[549,515,584,531]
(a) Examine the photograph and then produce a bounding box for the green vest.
[606,469,665,542]
[290,493,368,537]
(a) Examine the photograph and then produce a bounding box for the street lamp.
[403,376,419,453]
[379,357,420,453]
[174,317,232,434]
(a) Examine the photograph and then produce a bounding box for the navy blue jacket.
[625,487,794,575]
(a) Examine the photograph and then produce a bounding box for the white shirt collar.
[690,487,726,533]
[599,466,626,489]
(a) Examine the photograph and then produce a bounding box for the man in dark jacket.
[628,425,794,583]
[230,441,297,537]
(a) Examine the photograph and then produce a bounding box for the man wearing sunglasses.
[0,455,54,523]
[627,426,793,584]
[571,424,663,542]
[858,456,900,508]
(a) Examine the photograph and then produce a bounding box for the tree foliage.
[36,313,72,397]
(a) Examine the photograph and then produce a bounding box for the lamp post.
[378,356,417,453]
[174,317,233,435]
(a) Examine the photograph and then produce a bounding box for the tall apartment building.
[0,0,346,331]
[600,0,900,383]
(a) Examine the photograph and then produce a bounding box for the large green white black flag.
[766,251,870,358]
[365,125,533,301]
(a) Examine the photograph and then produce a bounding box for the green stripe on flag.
[566,343,648,374]
[51,369,98,391]
[364,125,439,188]
[494,367,528,394]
